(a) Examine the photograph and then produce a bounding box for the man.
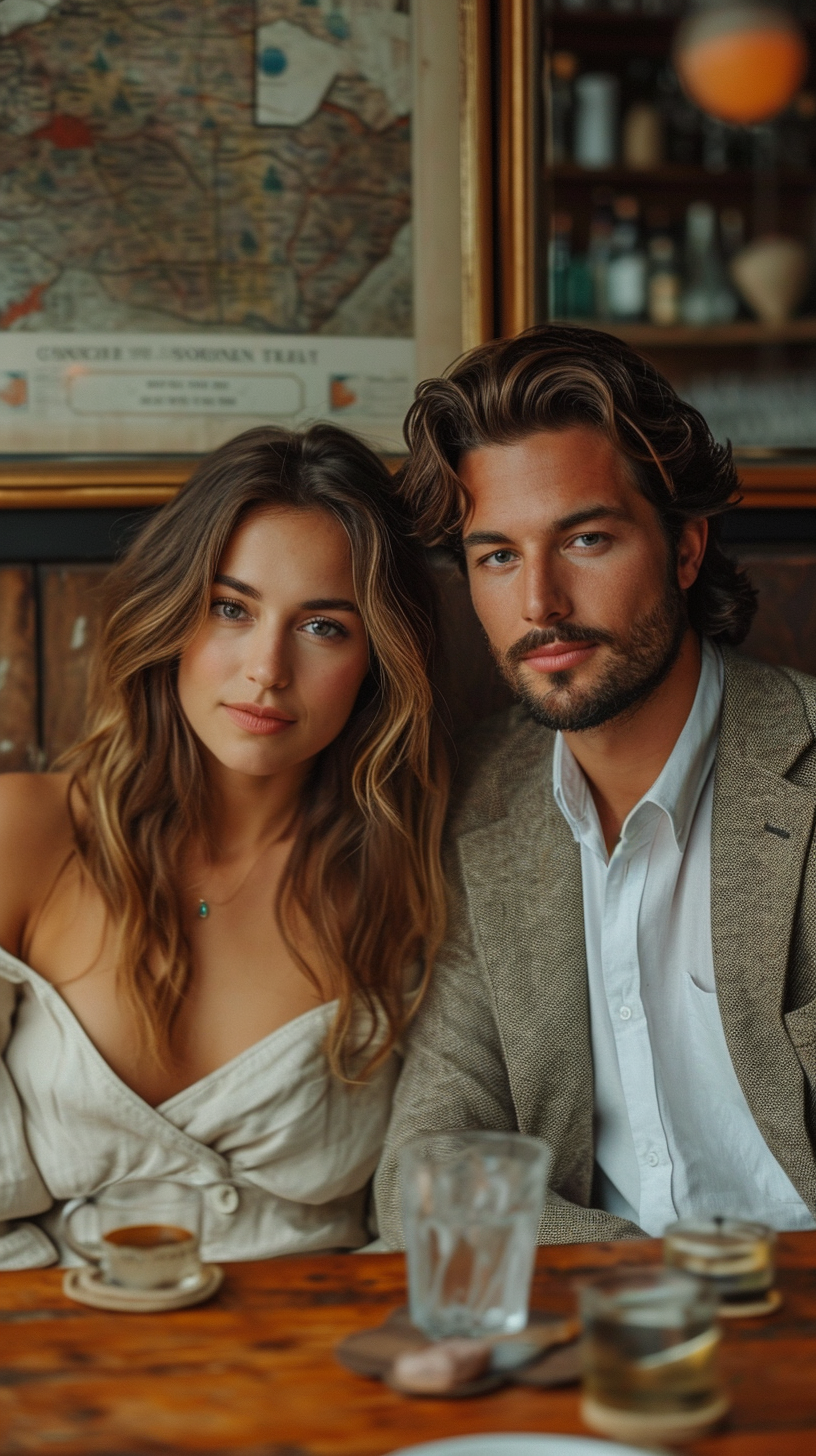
[374,324,816,1245]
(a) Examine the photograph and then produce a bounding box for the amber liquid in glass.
[583,1315,721,1415]
[101,1223,200,1289]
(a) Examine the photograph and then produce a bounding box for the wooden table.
[1,1234,815,1455]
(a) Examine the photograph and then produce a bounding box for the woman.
[0,424,447,1268]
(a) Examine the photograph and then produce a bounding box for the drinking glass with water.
[399,1130,550,1340]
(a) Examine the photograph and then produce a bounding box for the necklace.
[193,838,277,920]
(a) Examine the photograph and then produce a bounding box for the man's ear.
[677,517,708,591]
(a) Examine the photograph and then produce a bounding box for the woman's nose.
[247,634,291,690]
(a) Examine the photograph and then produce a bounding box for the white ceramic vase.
[730,237,811,325]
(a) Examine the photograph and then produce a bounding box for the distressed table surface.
[1,1234,816,1455]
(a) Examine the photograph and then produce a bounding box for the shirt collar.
[553,637,724,861]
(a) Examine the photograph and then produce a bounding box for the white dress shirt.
[553,638,815,1236]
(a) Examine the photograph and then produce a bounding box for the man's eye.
[212,598,249,621]
[485,549,516,566]
[573,533,605,548]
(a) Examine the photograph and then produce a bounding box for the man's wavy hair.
[401,324,757,645]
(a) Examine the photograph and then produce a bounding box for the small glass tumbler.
[579,1266,729,1447]
[664,1217,778,1317]
[63,1180,203,1291]
[399,1130,550,1340]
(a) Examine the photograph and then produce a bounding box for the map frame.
[0,0,463,463]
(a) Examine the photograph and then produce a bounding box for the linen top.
[553,637,815,1237]
[0,944,399,1269]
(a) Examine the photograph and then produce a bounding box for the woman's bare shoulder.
[0,774,75,933]
[0,768,72,827]
[0,771,74,846]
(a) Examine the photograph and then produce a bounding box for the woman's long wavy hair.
[401,324,757,644]
[61,424,449,1080]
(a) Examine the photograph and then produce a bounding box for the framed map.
[0,0,426,454]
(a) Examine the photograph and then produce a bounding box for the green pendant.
[198,899,209,919]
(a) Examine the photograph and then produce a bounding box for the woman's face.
[177,506,370,780]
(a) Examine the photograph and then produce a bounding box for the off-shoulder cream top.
[0,946,398,1268]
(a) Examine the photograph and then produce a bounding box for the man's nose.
[521,556,571,625]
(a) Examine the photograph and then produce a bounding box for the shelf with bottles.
[541,11,816,334]
[548,195,816,331]
[545,53,816,173]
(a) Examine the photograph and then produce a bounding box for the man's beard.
[494,581,687,733]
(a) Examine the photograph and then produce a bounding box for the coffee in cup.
[101,1222,202,1290]
[63,1181,203,1292]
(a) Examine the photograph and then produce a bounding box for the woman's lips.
[522,642,598,674]
[223,704,297,736]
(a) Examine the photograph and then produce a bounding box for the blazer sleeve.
[0,978,58,1268]
[373,842,517,1248]
[373,844,644,1250]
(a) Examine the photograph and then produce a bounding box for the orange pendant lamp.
[674,2,809,125]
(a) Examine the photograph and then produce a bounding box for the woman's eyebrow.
[214,573,262,601]
[301,598,359,613]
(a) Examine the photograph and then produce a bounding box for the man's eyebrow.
[214,573,262,601]
[300,598,358,613]
[462,531,514,549]
[462,508,629,549]
[554,505,630,532]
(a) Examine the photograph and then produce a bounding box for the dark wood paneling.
[737,549,816,675]
[2,548,814,777]
[432,558,514,738]
[0,565,38,772]
[40,565,109,765]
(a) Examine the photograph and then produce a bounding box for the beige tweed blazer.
[374,647,816,1247]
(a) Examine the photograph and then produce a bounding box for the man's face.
[459,427,706,732]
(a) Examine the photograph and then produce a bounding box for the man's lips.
[521,642,598,674]
[223,703,297,736]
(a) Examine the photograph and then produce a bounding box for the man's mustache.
[504,623,617,667]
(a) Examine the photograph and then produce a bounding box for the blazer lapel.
[713,651,816,1205]
[456,739,595,1205]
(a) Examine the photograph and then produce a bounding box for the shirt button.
[619,1006,632,1021]
[207,1183,239,1215]
[646,1151,660,1167]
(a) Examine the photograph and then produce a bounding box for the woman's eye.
[212,598,249,621]
[301,617,346,639]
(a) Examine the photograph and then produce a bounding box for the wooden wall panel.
[432,559,514,737]
[40,565,109,766]
[736,550,816,677]
[0,566,38,772]
[0,546,812,778]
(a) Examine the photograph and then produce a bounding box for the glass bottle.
[574,74,619,169]
[607,195,647,321]
[546,51,578,165]
[656,64,701,166]
[681,201,739,325]
[549,211,572,319]
[589,195,615,320]
[648,230,682,326]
